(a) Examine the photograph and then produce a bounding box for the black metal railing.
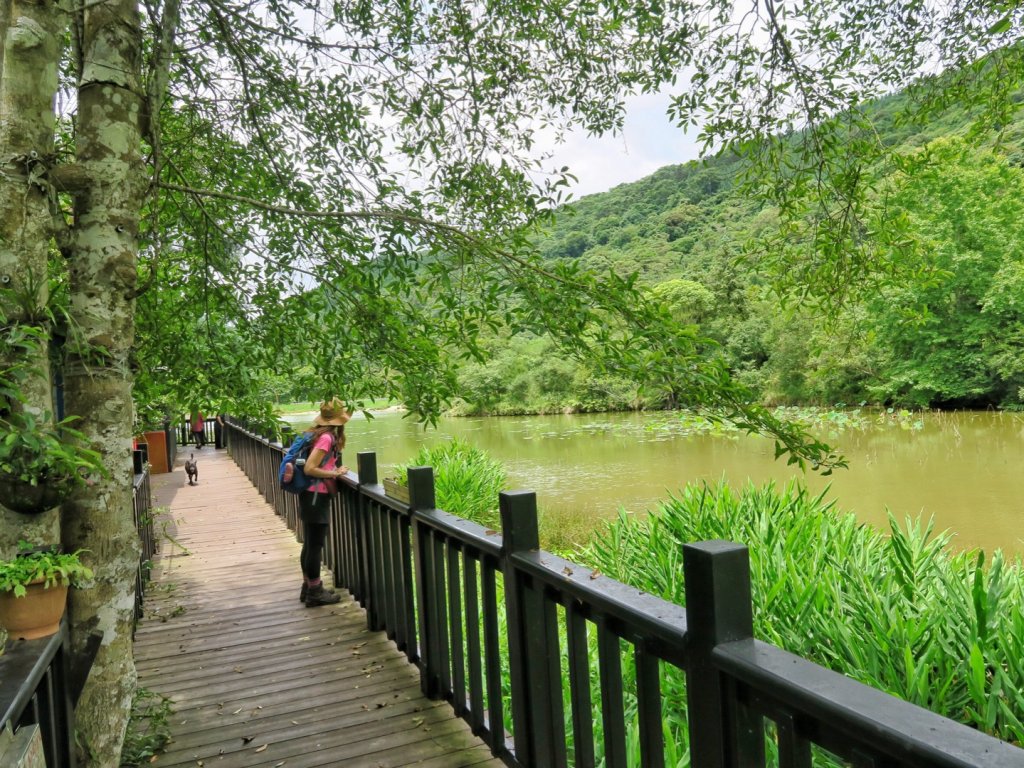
[0,622,76,767]
[226,421,1024,768]
[132,461,155,629]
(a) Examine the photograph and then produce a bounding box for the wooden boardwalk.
[134,448,504,768]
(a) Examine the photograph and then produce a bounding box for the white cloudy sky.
[539,91,706,199]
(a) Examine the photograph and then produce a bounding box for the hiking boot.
[305,584,340,607]
[300,582,335,602]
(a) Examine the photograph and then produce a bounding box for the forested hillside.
[454,93,1024,415]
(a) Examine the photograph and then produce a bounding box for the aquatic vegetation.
[396,438,507,529]
[589,479,1024,753]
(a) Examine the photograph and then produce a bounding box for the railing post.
[683,540,762,768]
[356,452,379,625]
[501,490,566,768]
[410,466,444,698]
[270,440,283,514]
[356,451,378,486]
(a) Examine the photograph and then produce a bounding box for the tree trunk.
[0,1,63,545]
[60,1,145,764]
[0,0,11,87]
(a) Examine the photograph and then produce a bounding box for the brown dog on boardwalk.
[184,454,198,485]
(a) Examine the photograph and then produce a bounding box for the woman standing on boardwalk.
[298,399,350,606]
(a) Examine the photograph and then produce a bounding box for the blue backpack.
[279,432,329,493]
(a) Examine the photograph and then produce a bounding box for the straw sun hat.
[313,398,351,427]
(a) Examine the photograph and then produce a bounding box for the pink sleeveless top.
[307,432,338,494]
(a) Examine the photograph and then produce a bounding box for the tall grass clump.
[588,479,1024,750]
[397,438,507,528]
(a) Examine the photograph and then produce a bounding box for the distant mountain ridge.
[537,89,1024,285]
[452,87,1024,415]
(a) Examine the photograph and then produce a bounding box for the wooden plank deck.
[134,447,504,768]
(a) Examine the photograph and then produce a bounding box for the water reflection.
[283,409,1024,555]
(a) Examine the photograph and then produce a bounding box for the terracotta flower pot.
[0,580,69,640]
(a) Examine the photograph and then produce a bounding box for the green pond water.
[283,409,1024,555]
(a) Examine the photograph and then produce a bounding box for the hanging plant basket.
[0,473,72,515]
[0,579,69,640]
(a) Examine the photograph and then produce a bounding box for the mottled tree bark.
[60,1,144,764]
[0,0,12,86]
[0,0,62,546]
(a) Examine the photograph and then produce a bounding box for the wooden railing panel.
[480,554,506,755]
[566,603,595,767]
[635,643,665,768]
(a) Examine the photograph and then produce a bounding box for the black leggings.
[299,492,331,580]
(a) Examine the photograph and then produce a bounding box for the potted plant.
[382,476,410,504]
[0,409,107,515]
[0,544,93,640]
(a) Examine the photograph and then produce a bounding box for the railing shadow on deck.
[227,421,1024,768]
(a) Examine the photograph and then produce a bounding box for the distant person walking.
[298,399,350,607]
[214,412,227,449]
[190,410,205,449]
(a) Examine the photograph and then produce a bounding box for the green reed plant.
[398,438,507,528]
[587,479,1024,750]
